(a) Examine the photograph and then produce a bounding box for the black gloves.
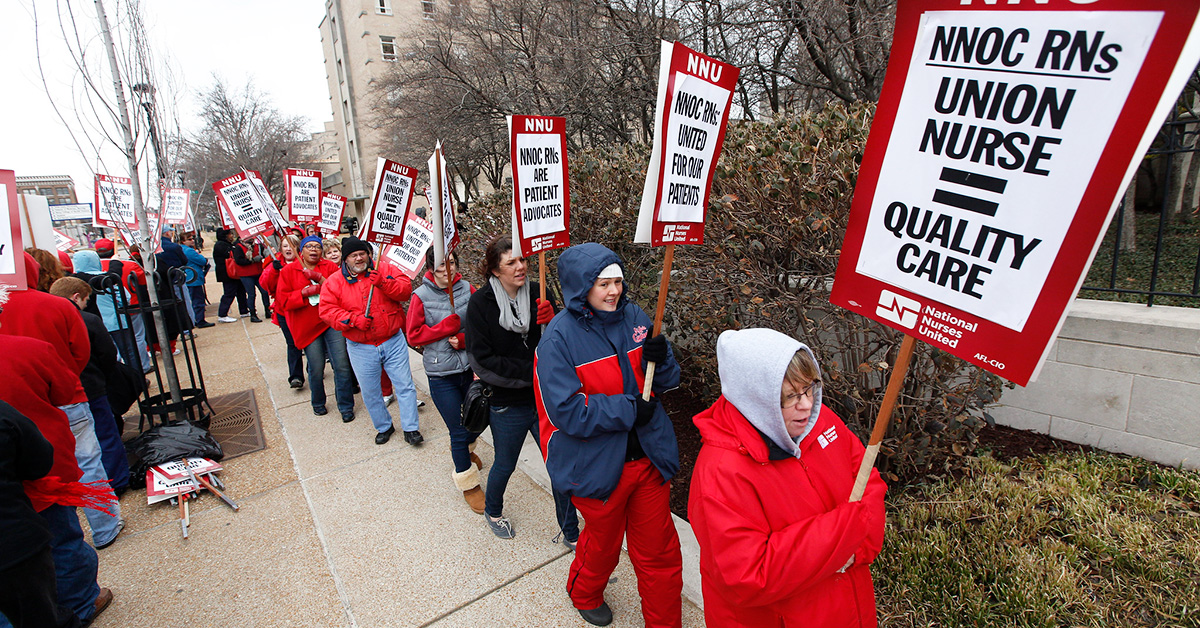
[634,396,659,427]
[272,259,283,271]
[642,334,669,364]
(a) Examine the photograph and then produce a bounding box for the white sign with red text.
[426,144,459,267]
[162,188,190,225]
[364,158,418,246]
[94,174,136,228]
[0,170,27,289]
[53,228,78,252]
[286,169,322,221]
[319,191,346,237]
[509,115,571,257]
[212,172,274,239]
[382,210,435,279]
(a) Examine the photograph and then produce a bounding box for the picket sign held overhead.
[212,172,275,239]
[244,169,290,235]
[382,209,436,280]
[831,0,1200,388]
[634,41,740,400]
[285,168,322,222]
[162,188,190,225]
[510,115,571,258]
[364,158,418,246]
[1,170,28,290]
[426,143,459,269]
[94,174,136,228]
[52,228,79,252]
[319,191,347,237]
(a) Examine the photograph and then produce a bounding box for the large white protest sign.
[246,170,290,233]
[426,144,459,267]
[162,188,190,225]
[831,0,1200,386]
[509,115,570,257]
[0,170,27,289]
[364,158,418,246]
[382,210,435,279]
[635,41,739,246]
[212,172,274,239]
[319,191,347,237]
[94,174,136,228]
[286,169,322,221]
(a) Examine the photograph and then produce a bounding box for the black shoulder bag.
[461,379,492,433]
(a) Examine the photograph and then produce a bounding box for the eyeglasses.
[781,381,819,408]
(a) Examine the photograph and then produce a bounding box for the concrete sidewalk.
[90,288,706,627]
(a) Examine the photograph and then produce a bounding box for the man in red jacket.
[318,237,421,445]
[277,236,356,421]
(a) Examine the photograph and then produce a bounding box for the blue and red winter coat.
[534,243,680,501]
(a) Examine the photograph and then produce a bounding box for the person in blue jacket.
[534,242,683,628]
[178,231,213,328]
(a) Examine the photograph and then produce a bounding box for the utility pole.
[95,0,186,418]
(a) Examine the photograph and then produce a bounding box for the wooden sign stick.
[641,243,676,401]
[538,251,547,303]
[849,333,918,502]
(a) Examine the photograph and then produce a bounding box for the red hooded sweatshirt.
[0,253,90,405]
[319,261,412,346]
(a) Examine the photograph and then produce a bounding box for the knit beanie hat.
[340,236,373,260]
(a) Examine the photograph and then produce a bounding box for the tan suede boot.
[468,441,483,470]
[453,467,485,514]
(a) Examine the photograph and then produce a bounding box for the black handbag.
[461,379,492,433]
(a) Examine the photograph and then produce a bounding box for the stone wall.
[992,299,1200,469]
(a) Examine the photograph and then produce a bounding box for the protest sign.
[319,191,347,237]
[212,172,275,239]
[426,144,459,268]
[509,115,571,257]
[285,169,322,221]
[162,188,190,225]
[830,0,1200,387]
[0,170,27,290]
[52,228,78,252]
[364,158,418,246]
[17,194,55,253]
[382,210,435,279]
[94,174,136,228]
[635,41,739,246]
[49,203,93,222]
[245,170,290,233]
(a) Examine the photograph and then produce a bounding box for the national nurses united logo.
[876,289,921,329]
[817,426,838,449]
[633,325,648,343]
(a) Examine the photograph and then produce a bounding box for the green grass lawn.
[875,452,1200,627]
[1082,213,1200,307]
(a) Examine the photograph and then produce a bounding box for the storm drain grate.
[206,389,266,460]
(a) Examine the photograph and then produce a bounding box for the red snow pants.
[567,458,683,628]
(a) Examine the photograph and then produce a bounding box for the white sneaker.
[383,394,395,406]
[240,312,251,318]
[172,347,181,355]
[217,316,237,323]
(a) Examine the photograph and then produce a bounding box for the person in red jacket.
[689,328,887,628]
[276,236,356,421]
[260,234,305,388]
[319,237,421,446]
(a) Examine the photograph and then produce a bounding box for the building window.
[422,0,434,19]
[380,36,397,61]
[337,59,344,84]
[331,16,338,43]
[55,187,68,196]
[376,0,392,14]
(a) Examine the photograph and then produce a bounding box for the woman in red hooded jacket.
[260,234,305,388]
[689,328,887,628]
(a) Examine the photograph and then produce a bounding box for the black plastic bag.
[125,422,224,489]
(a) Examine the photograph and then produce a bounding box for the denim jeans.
[59,403,122,545]
[277,314,305,384]
[88,396,130,492]
[217,279,247,317]
[240,275,270,316]
[302,327,355,417]
[484,403,579,540]
[427,370,478,472]
[109,327,137,369]
[345,334,419,433]
[40,505,99,624]
[130,311,151,373]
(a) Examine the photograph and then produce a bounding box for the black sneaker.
[289,378,303,389]
[313,406,328,416]
[195,321,215,328]
[375,426,395,444]
[250,314,263,323]
[578,602,613,626]
[341,413,355,423]
[403,430,424,446]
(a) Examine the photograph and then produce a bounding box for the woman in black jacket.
[212,228,248,322]
[465,235,578,545]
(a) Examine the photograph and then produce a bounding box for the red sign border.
[211,172,275,240]
[510,115,572,257]
[364,159,418,247]
[1,170,28,290]
[93,173,135,228]
[318,191,347,237]
[285,168,323,221]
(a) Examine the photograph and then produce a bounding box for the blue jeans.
[302,327,355,417]
[88,396,130,492]
[109,327,137,369]
[345,334,419,433]
[40,505,99,624]
[427,370,478,472]
[131,311,151,373]
[485,403,579,540]
[240,275,270,316]
[59,403,122,546]
[277,314,305,384]
[188,285,207,323]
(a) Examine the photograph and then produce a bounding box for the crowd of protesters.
[1,224,887,628]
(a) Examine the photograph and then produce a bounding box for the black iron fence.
[1080,67,1200,307]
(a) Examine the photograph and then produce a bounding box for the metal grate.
[206,390,266,460]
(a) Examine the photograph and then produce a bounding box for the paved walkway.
[90,279,706,627]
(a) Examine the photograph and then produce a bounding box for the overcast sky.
[0,0,334,203]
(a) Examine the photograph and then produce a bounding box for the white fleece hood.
[717,328,823,458]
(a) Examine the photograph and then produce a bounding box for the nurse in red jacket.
[689,328,887,627]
